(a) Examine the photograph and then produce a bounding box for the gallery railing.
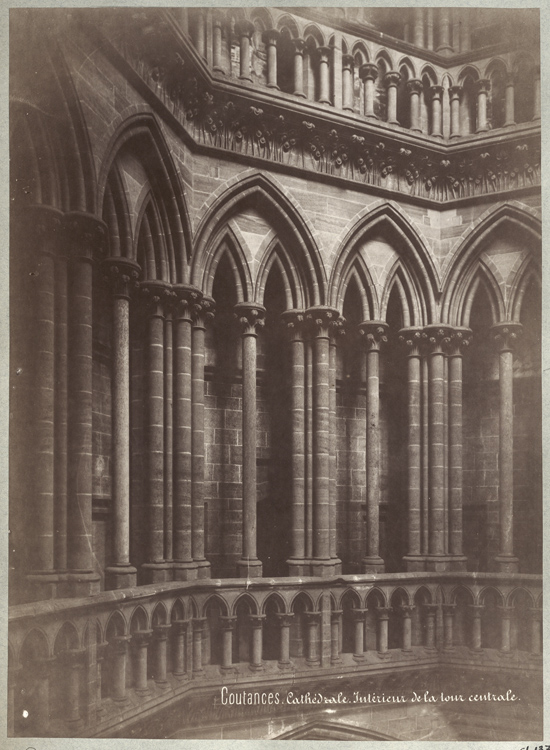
[8,571,542,737]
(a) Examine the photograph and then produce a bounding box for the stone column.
[342,55,354,111]
[492,323,522,573]
[469,605,483,651]
[499,606,513,653]
[442,604,455,650]
[400,606,414,651]
[424,604,438,649]
[451,10,461,52]
[426,8,434,50]
[212,12,224,73]
[192,297,215,577]
[192,618,206,674]
[358,322,388,573]
[399,329,424,571]
[360,64,378,118]
[331,35,342,109]
[476,79,491,132]
[236,21,254,82]
[276,613,294,669]
[234,302,265,578]
[447,328,471,569]
[153,625,171,686]
[164,306,174,571]
[292,39,306,97]
[220,617,236,671]
[102,258,140,589]
[173,286,202,580]
[305,307,340,576]
[375,607,391,654]
[430,85,444,137]
[407,79,423,132]
[194,11,205,58]
[65,213,105,596]
[171,620,188,677]
[132,630,153,693]
[8,665,21,736]
[140,280,173,583]
[437,8,452,54]
[305,612,321,665]
[533,67,541,120]
[460,11,471,52]
[33,657,54,729]
[385,72,401,124]
[504,73,515,126]
[424,327,452,568]
[25,207,61,597]
[317,46,331,104]
[282,311,307,575]
[449,86,462,138]
[262,30,280,89]
[529,608,542,654]
[62,649,85,724]
[413,8,425,47]
[110,636,130,701]
[352,610,366,660]
[329,318,343,572]
[330,610,342,664]
[249,615,265,671]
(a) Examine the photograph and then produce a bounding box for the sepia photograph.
[7,3,543,743]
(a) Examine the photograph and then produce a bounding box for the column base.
[493,555,519,574]
[353,653,366,663]
[361,556,385,573]
[424,555,465,572]
[476,126,489,133]
[173,562,200,581]
[504,120,516,127]
[306,658,320,667]
[26,571,67,600]
[311,558,338,577]
[293,92,307,98]
[249,663,264,672]
[287,558,312,576]
[332,557,342,575]
[236,558,263,578]
[220,665,236,675]
[267,83,280,90]
[141,562,173,584]
[195,559,211,579]
[65,571,101,597]
[402,555,427,572]
[105,565,137,590]
[278,660,292,671]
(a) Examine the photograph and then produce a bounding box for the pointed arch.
[276,14,300,38]
[398,56,417,79]
[420,64,438,85]
[441,204,541,325]
[510,254,542,322]
[460,265,504,328]
[129,605,150,632]
[303,24,326,47]
[203,225,253,302]
[203,593,230,618]
[380,259,424,326]
[329,202,437,325]
[192,173,325,305]
[232,592,259,616]
[255,240,300,309]
[352,41,370,65]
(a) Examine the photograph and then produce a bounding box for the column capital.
[447,326,473,356]
[449,85,463,101]
[384,71,401,88]
[192,617,207,631]
[275,612,295,627]
[281,309,305,340]
[375,606,392,621]
[422,325,453,354]
[498,605,514,619]
[476,78,491,95]
[33,655,57,677]
[468,604,484,617]
[153,623,173,641]
[102,257,141,299]
[305,306,341,338]
[342,54,355,70]
[292,37,306,55]
[359,63,378,81]
[423,603,439,616]
[398,326,424,356]
[132,629,154,647]
[235,20,255,39]
[430,85,444,101]
[331,609,343,622]
[220,616,238,631]
[358,321,389,351]
[316,45,331,62]
[110,635,131,655]
[64,211,108,261]
[234,301,266,335]
[249,614,266,628]
[407,78,423,95]
[140,279,175,315]
[192,295,216,327]
[304,610,321,625]
[25,204,64,247]
[529,607,542,621]
[329,314,346,342]
[262,29,280,46]
[172,284,203,320]
[57,647,87,668]
[492,322,523,353]
[398,604,415,618]
[442,603,456,615]
[171,619,189,634]
[351,608,368,621]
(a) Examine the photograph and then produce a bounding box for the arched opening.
[397,66,411,128]
[277,27,295,94]
[488,65,507,129]
[514,58,535,123]
[460,74,477,135]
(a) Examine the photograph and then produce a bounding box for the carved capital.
[422,325,453,355]
[192,295,216,328]
[172,283,203,321]
[292,38,306,55]
[446,326,473,355]
[331,609,343,622]
[476,78,491,95]
[304,611,321,626]
[351,608,368,621]
[219,616,237,631]
[330,315,346,342]
[407,78,423,96]
[64,211,108,261]
[305,306,341,338]
[430,85,444,101]
[110,635,131,655]
[359,63,378,81]
[375,606,392,621]
[423,604,439,617]
[492,322,522,353]
[342,54,355,71]
[132,629,153,648]
[192,617,207,632]
[449,85,463,101]
[262,29,280,46]
[398,605,415,618]
[358,321,389,351]
[140,279,174,316]
[316,45,331,63]
[249,614,266,628]
[442,603,456,616]
[27,205,64,251]
[102,257,141,299]
[154,623,173,641]
[58,647,86,668]
[235,20,254,39]
[468,604,484,618]
[275,613,295,627]
[171,619,189,635]
[281,309,305,341]
[398,327,424,356]
[234,301,266,336]
[384,71,401,88]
